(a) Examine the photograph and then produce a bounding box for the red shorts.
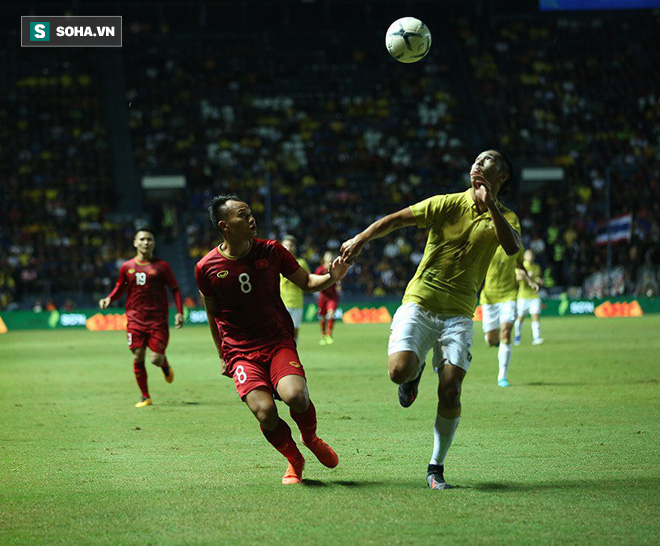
[318,295,338,318]
[127,324,169,354]
[223,339,306,399]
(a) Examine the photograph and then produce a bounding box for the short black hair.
[134,225,155,238]
[208,194,243,228]
[492,149,514,183]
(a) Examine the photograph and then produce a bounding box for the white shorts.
[481,300,517,332]
[388,302,474,373]
[517,297,542,317]
[287,307,303,328]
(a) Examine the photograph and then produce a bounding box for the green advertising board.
[0,297,658,333]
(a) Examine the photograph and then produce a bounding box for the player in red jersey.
[99,227,184,408]
[196,195,348,485]
[315,250,341,345]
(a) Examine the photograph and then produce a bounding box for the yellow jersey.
[280,258,309,308]
[402,190,521,317]
[480,245,524,304]
[518,261,542,299]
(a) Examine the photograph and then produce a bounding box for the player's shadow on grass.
[302,479,366,487]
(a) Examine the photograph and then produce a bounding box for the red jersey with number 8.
[195,239,301,352]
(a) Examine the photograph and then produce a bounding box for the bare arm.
[473,176,521,256]
[287,257,349,293]
[201,294,228,374]
[515,260,539,291]
[340,207,417,264]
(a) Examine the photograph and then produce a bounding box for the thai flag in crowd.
[595,213,632,245]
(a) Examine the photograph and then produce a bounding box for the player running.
[341,150,521,490]
[99,227,184,408]
[315,251,341,345]
[196,195,348,485]
[280,235,310,341]
[514,249,545,345]
[480,246,536,387]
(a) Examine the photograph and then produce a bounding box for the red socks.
[327,318,334,337]
[133,359,149,398]
[290,401,317,442]
[261,419,303,462]
[320,317,326,336]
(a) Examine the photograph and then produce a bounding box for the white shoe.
[532,338,544,345]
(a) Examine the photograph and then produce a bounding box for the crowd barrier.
[0,296,656,333]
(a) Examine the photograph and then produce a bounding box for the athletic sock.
[261,418,303,463]
[327,318,334,337]
[133,359,149,398]
[498,343,512,382]
[162,357,170,373]
[514,319,521,339]
[429,414,460,466]
[290,401,317,442]
[532,320,541,341]
[320,318,326,336]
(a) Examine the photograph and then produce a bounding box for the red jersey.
[195,238,301,352]
[315,265,339,300]
[108,257,181,330]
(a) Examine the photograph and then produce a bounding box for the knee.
[485,331,499,347]
[439,378,462,406]
[133,349,146,364]
[253,401,278,427]
[281,389,308,413]
[150,353,164,366]
[389,366,408,384]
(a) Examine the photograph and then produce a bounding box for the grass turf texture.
[1,317,659,545]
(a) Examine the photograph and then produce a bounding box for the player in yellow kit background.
[515,249,545,345]
[480,246,536,387]
[280,235,310,341]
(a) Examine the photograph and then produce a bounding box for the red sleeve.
[275,242,300,277]
[171,286,183,314]
[195,262,213,298]
[107,265,128,301]
[314,266,325,275]
[161,261,179,290]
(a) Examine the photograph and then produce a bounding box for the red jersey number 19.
[136,272,147,286]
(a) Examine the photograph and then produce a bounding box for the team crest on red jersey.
[128,268,135,274]
[216,270,229,278]
[255,258,268,269]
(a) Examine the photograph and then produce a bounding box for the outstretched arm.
[340,207,417,264]
[287,257,349,293]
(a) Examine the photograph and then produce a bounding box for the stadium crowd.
[1,10,658,310]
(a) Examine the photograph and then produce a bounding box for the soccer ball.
[385,17,432,63]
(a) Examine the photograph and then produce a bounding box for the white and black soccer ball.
[385,17,432,64]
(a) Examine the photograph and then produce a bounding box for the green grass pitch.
[1,316,659,544]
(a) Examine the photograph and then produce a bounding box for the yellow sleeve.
[410,195,450,229]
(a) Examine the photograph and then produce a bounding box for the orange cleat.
[282,456,305,485]
[162,364,174,383]
[303,436,339,468]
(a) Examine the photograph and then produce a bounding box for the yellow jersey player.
[515,249,544,345]
[280,235,310,341]
[341,150,521,490]
[480,246,532,387]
